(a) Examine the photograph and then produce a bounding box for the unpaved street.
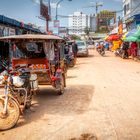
[1,50,140,140]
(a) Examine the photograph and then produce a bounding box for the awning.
[124,36,140,42]
[105,34,121,42]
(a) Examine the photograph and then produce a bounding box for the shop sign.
[0,25,15,36]
[9,28,15,35]
[54,20,60,28]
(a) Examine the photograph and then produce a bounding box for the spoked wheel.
[0,97,20,131]
[57,74,65,95]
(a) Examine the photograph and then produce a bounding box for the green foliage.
[71,35,81,40]
[84,27,90,36]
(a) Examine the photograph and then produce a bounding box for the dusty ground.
[1,50,140,140]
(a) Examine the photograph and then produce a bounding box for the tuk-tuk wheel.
[25,101,31,109]
[57,74,65,95]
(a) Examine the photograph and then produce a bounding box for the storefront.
[125,14,140,31]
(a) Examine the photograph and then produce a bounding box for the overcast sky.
[0,0,122,30]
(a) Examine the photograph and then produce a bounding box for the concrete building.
[68,12,89,35]
[123,0,140,30]
[123,0,140,20]
[89,14,97,32]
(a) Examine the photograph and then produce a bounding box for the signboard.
[9,28,15,35]
[40,0,50,20]
[54,20,60,28]
[58,27,68,36]
[0,25,15,36]
[118,22,123,35]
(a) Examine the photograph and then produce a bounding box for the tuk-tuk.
[0,34,67,130]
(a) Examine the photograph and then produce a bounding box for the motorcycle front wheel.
[0,97,20,131]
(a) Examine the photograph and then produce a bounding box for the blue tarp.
[126,29,137,37]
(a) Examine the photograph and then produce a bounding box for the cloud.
[113,0,122,2]
[50,3,61,9]
[31,0,40,4]
[31,0,61,9]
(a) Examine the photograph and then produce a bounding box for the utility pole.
[40,0,51,32]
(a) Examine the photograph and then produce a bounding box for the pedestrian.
[64,42,69,55]
[72,41,78,64]
[130,42,138,58]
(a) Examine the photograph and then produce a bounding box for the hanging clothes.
[130,42,138,57]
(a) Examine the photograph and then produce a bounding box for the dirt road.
[1,50,140,140]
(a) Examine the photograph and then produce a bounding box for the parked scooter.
[0,60,37,130]
[114,47,123,57]
[114,42,129,59]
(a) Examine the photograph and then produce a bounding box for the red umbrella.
[106,34,121,42]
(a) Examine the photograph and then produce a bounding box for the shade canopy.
[0,34,63,41]
[133,30,140,38]
[124,36,140,42]
[105,34,121,42]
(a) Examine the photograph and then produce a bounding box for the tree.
[70,35,81,40]
[84,27,90,36]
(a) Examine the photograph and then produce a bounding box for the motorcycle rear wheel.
[0,97,20,131]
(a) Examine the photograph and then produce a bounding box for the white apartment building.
[123,0,140,20]
[68,12,89,35]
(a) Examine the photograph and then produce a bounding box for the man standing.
[72,41,78,64]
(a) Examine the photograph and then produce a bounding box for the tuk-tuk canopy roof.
[0,34,63,41]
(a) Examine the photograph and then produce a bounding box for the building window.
[126,3,130,12]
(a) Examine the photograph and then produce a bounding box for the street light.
[55,0,72,20]
[83,2,103,15]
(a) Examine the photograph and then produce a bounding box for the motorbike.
[114,47,128,59]
[97,47,105,56]
[64,53,75,67]
[0,60,35,130]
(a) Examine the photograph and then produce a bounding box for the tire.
[122,53,125,59]
[25,101,31,109]
[69,59,75,67]
[0,97,20,131]
[57,74,65,95]
[25,82,32,109]
[101,51,105,56]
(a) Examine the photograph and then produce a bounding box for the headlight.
[12,76,25,87]
[0,75,4,84]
